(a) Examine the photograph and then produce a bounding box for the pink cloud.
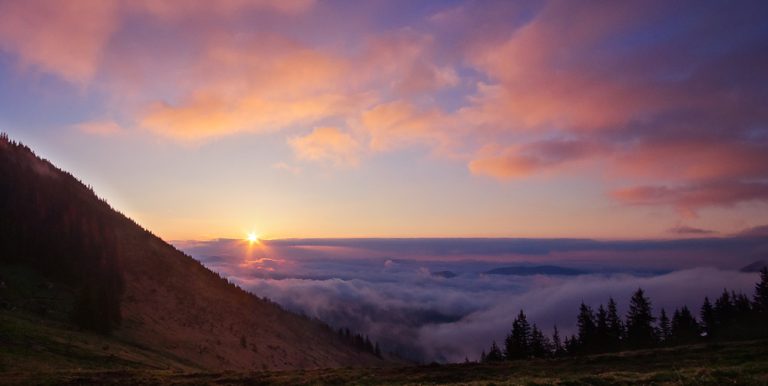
[0,0,119,84]
[289,127,361,167]
[613,182,768,217]
[75,120,124,136]
[3,1,765,218]
[359,100,451,152]
[469,139,607,179]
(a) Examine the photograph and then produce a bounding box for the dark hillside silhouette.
[0,133,385,370]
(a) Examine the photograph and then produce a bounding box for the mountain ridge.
[0,133,385,371]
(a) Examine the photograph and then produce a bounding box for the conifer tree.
[505,310,531,359]
[658,308,671,343]
[606,297,624,351]
[625,288,656,348]
[700,297,716,337]
[670,306,700,344]
[595,304,609,352]
[577,302,596,352]
[714,289,734,331]
[529,324,551,358]
[485,341,504,362]
[552,325,565,357]
[754,267,768,313]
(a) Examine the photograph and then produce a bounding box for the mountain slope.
[0,133,384,371]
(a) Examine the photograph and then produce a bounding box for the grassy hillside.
[2,337,767,385]
[0,134,384,371]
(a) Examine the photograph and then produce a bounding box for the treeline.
[337,327,382,358]
[0,133,123,334]
[482,268,768,362]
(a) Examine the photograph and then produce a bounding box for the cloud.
[468,139,607,179]
[272,162,302,175]
[0,0,119,84]
[3,1,767,216]
[612,181,768,217]
[177,236,768,362]
[75,120,124,136]
[454,1,768,213]
[176,237,766,362]
[667,226,716,235]
[289,127,361,167]
[735,224,768,237]
[359,100,451,153]
[127,0,315,20]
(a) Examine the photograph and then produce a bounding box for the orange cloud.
[359,100,451,152]
[139,91,352,142]
[289,127,360,167]
[0,0,119,84]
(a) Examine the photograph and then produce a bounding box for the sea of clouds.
[175,237,767,362]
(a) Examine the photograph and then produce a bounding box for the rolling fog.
[176,236,766,362]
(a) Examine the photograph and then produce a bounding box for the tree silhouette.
[670,306,700,344]
[714,289,734,334]
[606,297,624,351]
[505,309,531,359]
[657,308,671,344]
[700,297,716,338]
[754,267,768,313]
[625,288,656,348]
[485,341,504,362]
[480,270,768,361]
[552,325,565,357]
[529,323,551,358]
[576,302,596,352]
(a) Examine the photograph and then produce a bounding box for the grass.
[2,264,767,384]
[2,324,767,385]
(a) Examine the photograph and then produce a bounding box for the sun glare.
[246,232,259,244]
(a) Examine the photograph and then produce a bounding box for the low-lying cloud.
[176,236,767,362]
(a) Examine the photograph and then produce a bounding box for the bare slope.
[0,133,383,371]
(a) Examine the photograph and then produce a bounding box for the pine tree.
[658,308,671,343]
[700,297,716,337]
[565,334,579,354]
[625,288,657,348]
[577,302,596,352]
[754,267,768,313]
[505,310,531,360]
[606,297,624,351]
[670,306,700,345]
[529,324,551,358]
[714,289,734,332]
[486,341,504,362]
[552,324,565,357]
[595,304,609,352]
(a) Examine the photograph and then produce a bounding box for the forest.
[481,267,768,362]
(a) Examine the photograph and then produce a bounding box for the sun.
[246,232,259,244]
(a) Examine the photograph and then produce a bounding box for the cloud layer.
[177,235,768,362]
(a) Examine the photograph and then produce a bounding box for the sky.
[2,0,768,240]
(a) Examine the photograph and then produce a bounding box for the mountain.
[484,265,585,276]
[0,133,384,372]
[741,260,768,273]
